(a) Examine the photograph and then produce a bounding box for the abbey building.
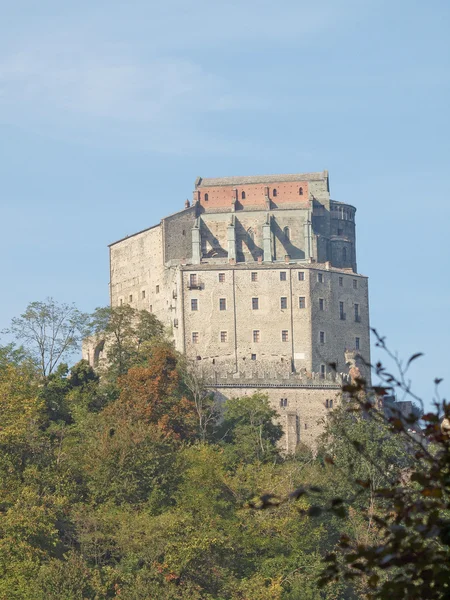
[84,171,370,451]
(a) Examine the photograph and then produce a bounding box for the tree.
[317,334,450,599]
[6,298,90,378]
[218,393,283,466]
[112,341,198,441]
[179,359,220,442]
[90,305,164,378]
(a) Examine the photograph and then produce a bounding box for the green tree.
[6,298,90,377]
[91,305,164,378]
[219,393,283,466]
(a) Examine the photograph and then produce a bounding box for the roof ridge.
[196,171,328,187]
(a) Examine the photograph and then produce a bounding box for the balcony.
[187,281,204,290]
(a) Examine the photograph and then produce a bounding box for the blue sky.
[0,0,449,403]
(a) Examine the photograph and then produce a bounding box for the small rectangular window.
[339,277,343,287]
[191,299,198,311]
[319,298,324,311]
[220,331,228,343]
[298,271,305,281]
[156,285,160,294]
[353,279,358,289]
[251,272,258,282]
[299,296,306,309]
[129,294,133,302]
[280,398,288,407]
[355,337,360,350]
[192,332,199,344]
[282,330,289,342]
[253,330,260,343]
[320,364,326,378]
[149,305,153,313]
[218,273,225,283]
[189,274,197,286]
[318,273,323,283]
[251,353,256,361]
[252,297,259,310]
[280,297,287,309]
[339,302,345,320]
[119,298,123,306]
[219,298,226,311]
[355,303,360,322]
[319,331,325,344]
[280,271,287,281]
[142,290,146,299]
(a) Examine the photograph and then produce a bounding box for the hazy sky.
[1,1,449,403]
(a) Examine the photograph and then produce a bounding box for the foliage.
[317,332,450,599]
[3,302,448,599]
[218,392,283,466]
[5,298,90,377]
[90,305,164,378]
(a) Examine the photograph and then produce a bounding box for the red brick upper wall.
[194,181,310,210]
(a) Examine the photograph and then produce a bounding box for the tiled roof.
[196,171,328,187]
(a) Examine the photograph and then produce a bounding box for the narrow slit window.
[284,226,290,241]
[299,187,303,195]
[273,188,277,197]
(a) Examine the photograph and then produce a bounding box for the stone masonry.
[83,171,371,452]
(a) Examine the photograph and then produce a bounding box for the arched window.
[284,226,290,241]
[204,193,209,201]
[241,191,246,200]
[273,188,277,197]
[343,247,347,262]
[299,187,303,195]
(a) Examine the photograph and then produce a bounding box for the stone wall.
[212,385,341,452]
